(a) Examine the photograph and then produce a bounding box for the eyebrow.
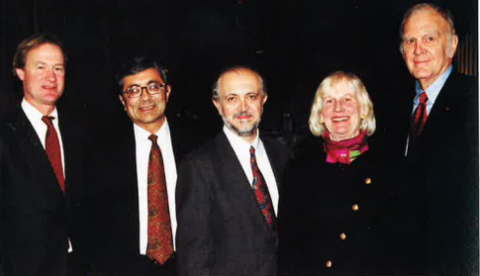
[128,80,163,87]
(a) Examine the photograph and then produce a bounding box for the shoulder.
[180,132,225,166]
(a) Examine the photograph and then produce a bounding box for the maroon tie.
[250,146,276,231]
[42,116,65,193]
[411,92,429,138]
[147,134,173,265]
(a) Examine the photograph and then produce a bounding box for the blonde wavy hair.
[308,71,376,137]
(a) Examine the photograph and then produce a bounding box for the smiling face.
[213,69,267,144]
[15,43,65,115]
[402,7,458,89]
[321,81,365,141]
[119,68,171,133]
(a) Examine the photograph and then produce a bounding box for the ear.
[212,98,222,115]
[448,34,459,58]
[262,94,268,105]
[165,85,172,102]
[119,95,127,110]
[15,68,25,81]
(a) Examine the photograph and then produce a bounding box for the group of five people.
[0,2,477,276]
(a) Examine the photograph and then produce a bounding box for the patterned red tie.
[42,116,65,193]
[147,134,173,265]
[410,92,429,142]
[250,146,276,231]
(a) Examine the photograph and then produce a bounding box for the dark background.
[0,0,477,143]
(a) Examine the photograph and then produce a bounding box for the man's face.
[213,70,267,143]
[402,8,458,89]
[119,68,171,133]
[15,43,65,114]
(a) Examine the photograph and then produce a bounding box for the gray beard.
[221,115,260,138]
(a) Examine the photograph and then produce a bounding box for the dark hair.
[212,66,266,100]
[13,33,67,76]
[116,57,168,93]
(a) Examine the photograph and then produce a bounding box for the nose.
[334,100,343,112]
[45,69,57,82]
[414,41,424,55]
[139,87,150,100]
[239,99,248,111]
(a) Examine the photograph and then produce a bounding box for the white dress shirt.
[21,98,65,176]
[133,120,177,253]
[223,126,279,214]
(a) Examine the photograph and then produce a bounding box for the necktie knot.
[149,134,158,144]
[418,92,428,105]
[42,116,55,126]
[249,146,255,157]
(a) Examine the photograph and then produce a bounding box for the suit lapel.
[211,132,275,235]
[12,108,64,198]
[419,73,459,146]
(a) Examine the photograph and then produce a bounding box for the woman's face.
[321,81,364,141]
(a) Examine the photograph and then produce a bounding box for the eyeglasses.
[123,82,167,98]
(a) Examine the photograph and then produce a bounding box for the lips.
[332,116,349,122]
[41,85,57,91]
[139,105,155,112]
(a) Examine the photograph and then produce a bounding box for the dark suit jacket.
[175,131,290,276]
[84,119,194,276]
[0,105,87,276]
[277,135,397,275]
[391,71,479,275]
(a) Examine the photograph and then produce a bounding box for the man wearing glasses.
[85,57,190,276]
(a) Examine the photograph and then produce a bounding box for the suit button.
[326,260,333,268]
[340,232,347,240]
[352,204,359,211]
[365,178,372,185]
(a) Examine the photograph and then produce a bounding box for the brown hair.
[13,33,67,76]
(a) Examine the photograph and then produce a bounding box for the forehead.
[323,80,356,97]
[26,43,64,65]
[123,68,164,87]
[219,70,261,96]
[404,8,450,35]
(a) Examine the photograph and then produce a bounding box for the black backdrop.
[0,0,477,142]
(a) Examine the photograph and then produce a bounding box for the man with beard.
[84,57,195,276]
[176,66,290,275]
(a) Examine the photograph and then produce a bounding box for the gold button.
[340,233,347,240]
[352,204,359,211]
[326,260,333,268]
[365,178,372,185]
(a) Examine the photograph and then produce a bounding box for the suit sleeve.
[176,155,213,275]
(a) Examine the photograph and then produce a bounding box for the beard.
[221,111,261,138]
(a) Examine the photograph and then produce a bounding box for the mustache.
[233,111,252,118]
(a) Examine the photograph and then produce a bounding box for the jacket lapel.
[9,107,64,198]
[211,132,275,236]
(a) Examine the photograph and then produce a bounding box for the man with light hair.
[394,3,478,274]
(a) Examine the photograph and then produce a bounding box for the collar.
[22,98,59,121]
[415,65,452,105]
[133,119,171,142]
[223,125,260,151]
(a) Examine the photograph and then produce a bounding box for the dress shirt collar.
[133,119,171,144]
[223,125,260,151]
[414,65,452,105]
[22,98,59,122]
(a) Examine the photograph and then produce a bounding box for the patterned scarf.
[323,131,369,164]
